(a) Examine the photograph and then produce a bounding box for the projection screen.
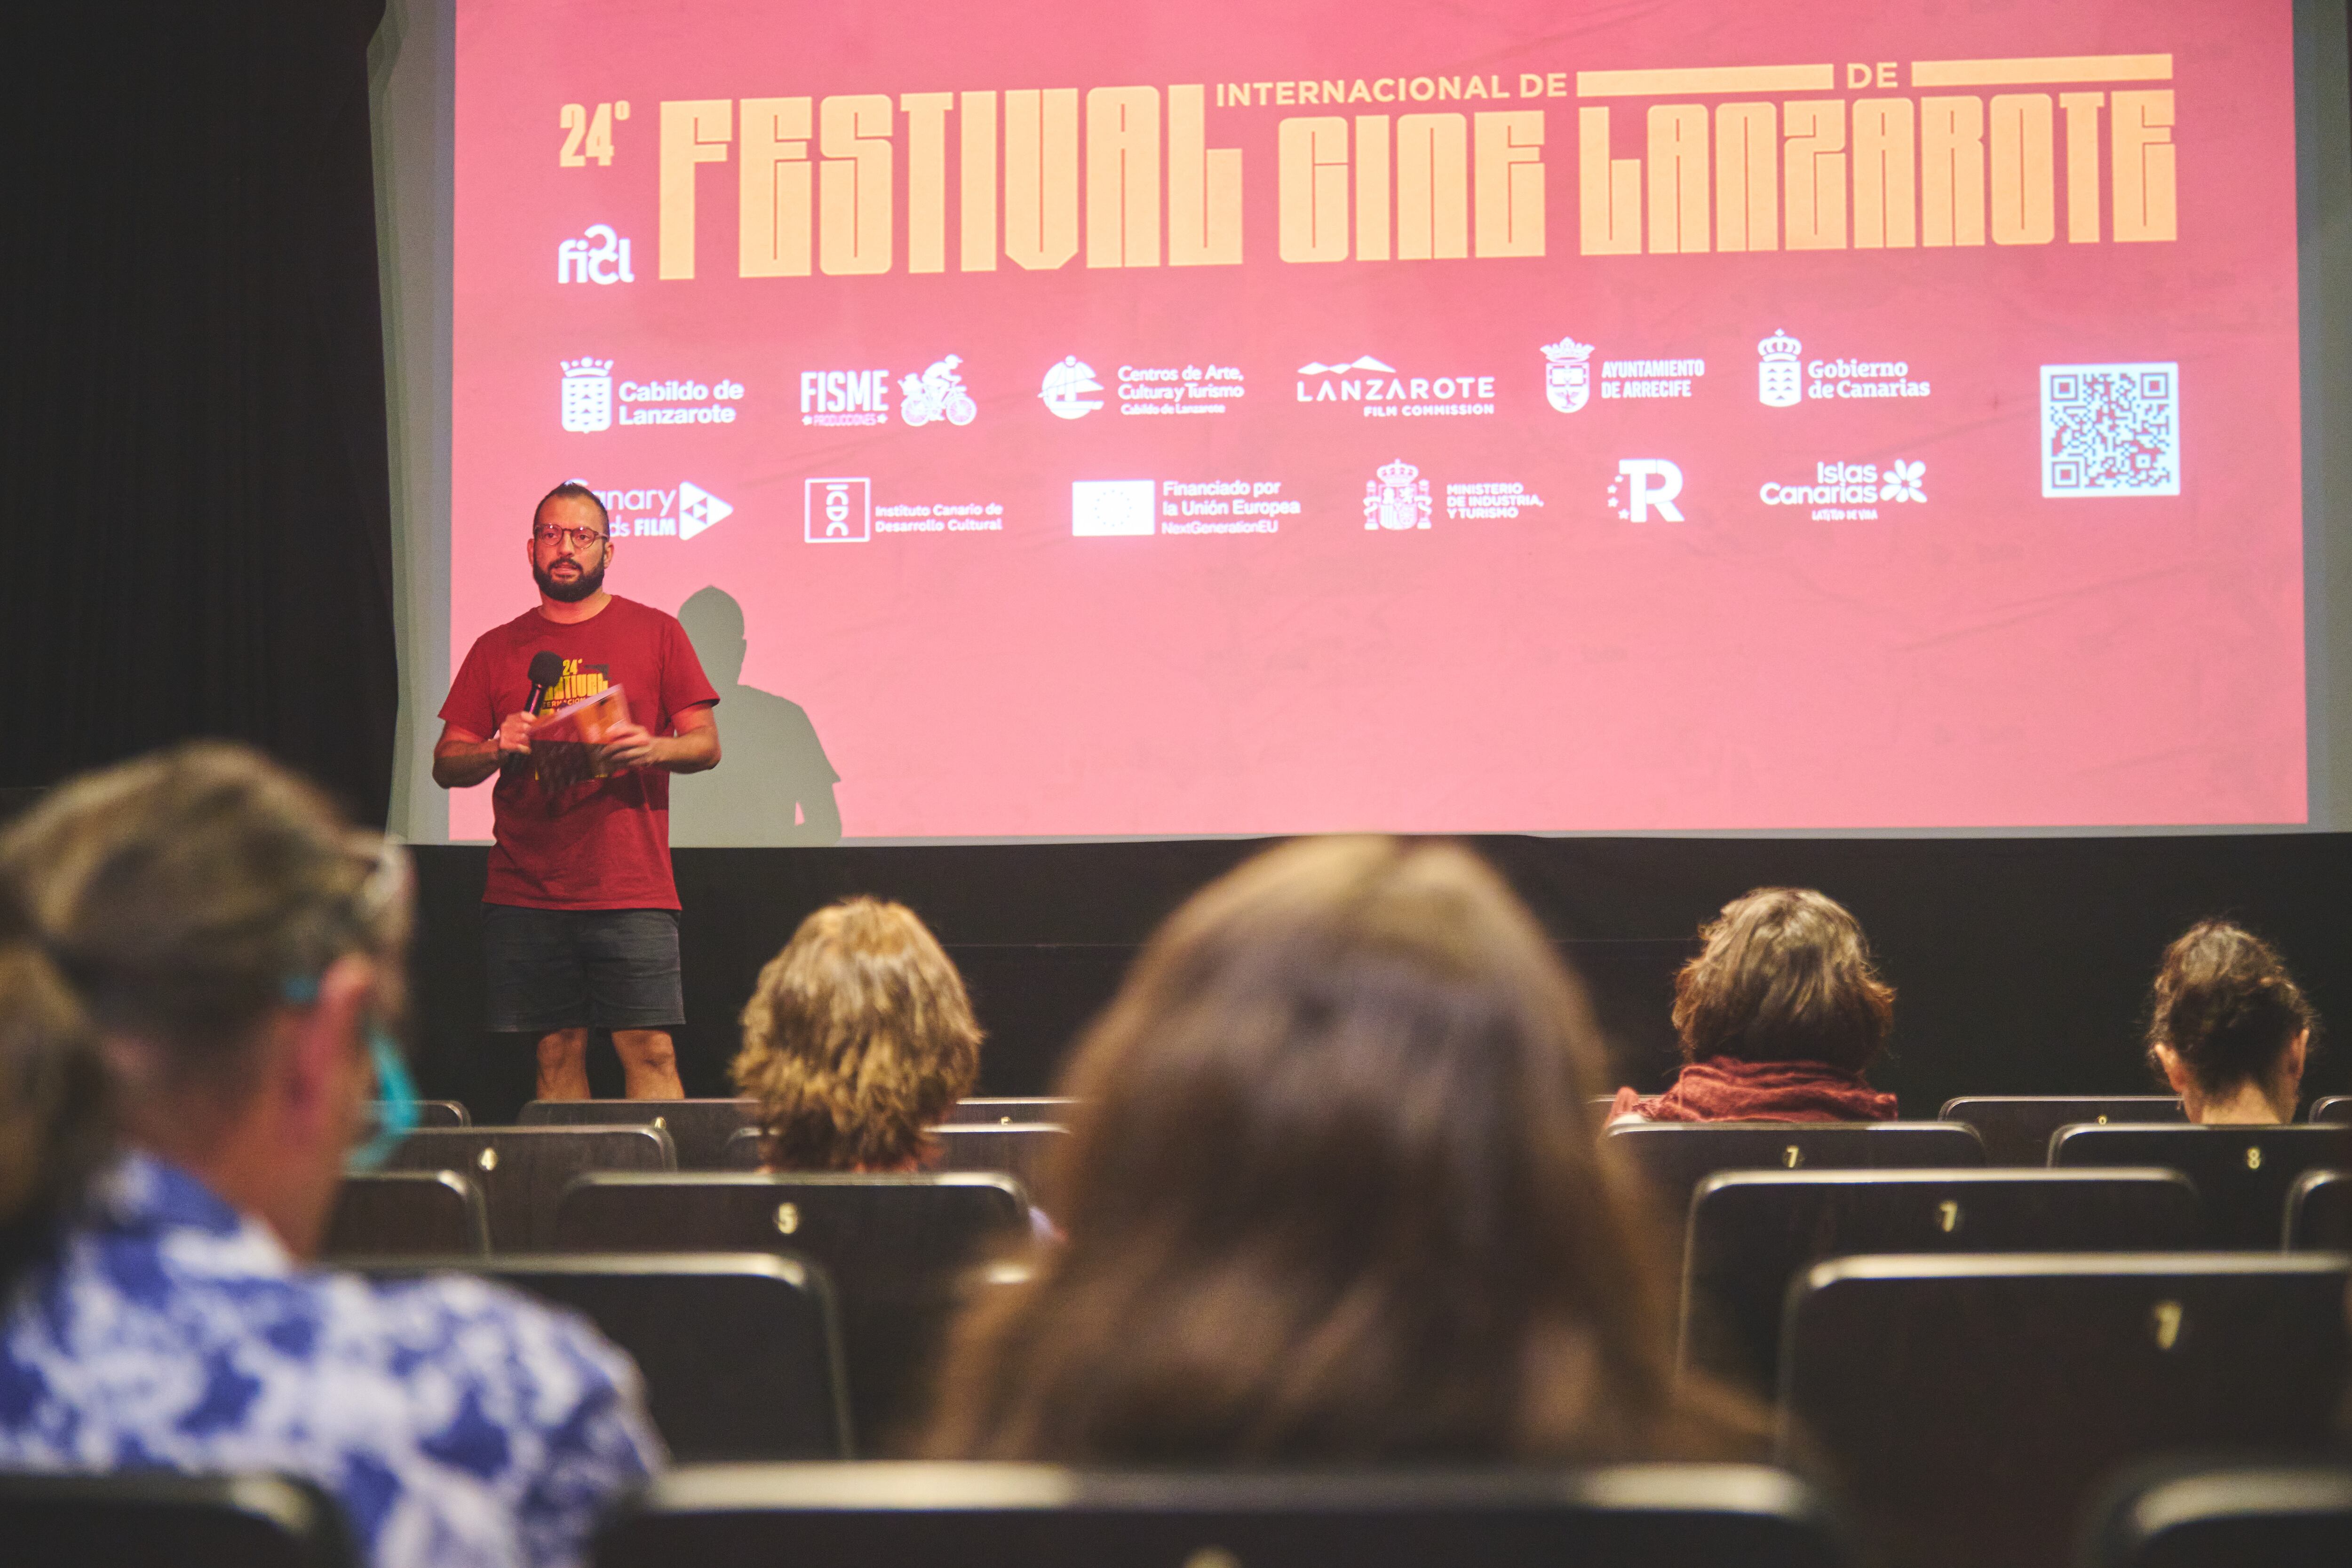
[409,0,2341,842]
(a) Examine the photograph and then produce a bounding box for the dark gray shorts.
[482,905,684,1034]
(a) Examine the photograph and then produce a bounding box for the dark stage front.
[409,835,2352,1125]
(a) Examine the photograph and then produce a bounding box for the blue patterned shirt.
[0,1153,663,1568]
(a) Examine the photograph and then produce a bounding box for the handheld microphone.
[503,651,566,780]
[524,650,564,719]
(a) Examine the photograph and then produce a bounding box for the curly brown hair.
[922,836,1762,1464]
[1672,887,1894,1073]
[731,898,982,1171]
[2146,920,2315,1098]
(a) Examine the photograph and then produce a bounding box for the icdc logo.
[805,477,872,543]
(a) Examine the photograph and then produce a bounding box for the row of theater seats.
[9,1457,2350,1568]
[309,1095,2352,1568]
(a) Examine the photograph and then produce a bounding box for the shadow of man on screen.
[670,586,842,845]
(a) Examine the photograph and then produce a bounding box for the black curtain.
[0,0,397,823]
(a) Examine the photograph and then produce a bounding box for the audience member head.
[925,835,1752,1464]
[732,897,982,1171]
[1672,887,1894,1073]
[0,905,111,1296]
[2146,920,2312,1124]
[0,743,412,1260]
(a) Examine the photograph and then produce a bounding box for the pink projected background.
[450,0,2302,839]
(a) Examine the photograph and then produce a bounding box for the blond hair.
[731,898,981,1170]
[0,742,403,1283]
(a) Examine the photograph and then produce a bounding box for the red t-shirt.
[440,596,718,910]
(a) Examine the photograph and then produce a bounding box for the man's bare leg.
[613,1029,684,1099]
[536,1028,591,1100]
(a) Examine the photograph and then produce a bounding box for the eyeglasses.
[532,523,608,547]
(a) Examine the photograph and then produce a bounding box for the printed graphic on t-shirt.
[534,658,613,801]
[540,658,611,716]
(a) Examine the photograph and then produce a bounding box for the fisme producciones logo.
[899,356,977,426]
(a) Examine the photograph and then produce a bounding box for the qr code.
[2041,363,2180,498]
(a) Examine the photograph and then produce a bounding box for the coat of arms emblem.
[1542,336,1594,414]
[1364,459,1432,531]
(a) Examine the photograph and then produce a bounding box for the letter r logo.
[1617,459,1685,522]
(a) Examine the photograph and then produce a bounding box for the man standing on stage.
[433,482,720,1100]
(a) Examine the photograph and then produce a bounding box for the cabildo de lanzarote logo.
[562,358,742,430]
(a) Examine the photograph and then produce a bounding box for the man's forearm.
[652,728,720,775]
[433,739,505,789]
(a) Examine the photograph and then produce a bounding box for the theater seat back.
[0,1472,354,1568]
[594,1462,1855,1568]
[553,1173,1028,1454]
[1607,1121,1985,1247]
[2086,1460,2352,1568]
[518,1098,758,1170]
[2050,1123,2352,1246]
[377,1125,676,1251]
[322,1170,490,1258]
[352,1254,850,1461]
[1939,1096,2184,1165]
[1782,1253,2352,1568]
[1682,1168,2200,1389]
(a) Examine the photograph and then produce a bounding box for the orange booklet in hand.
[529,685,629,795]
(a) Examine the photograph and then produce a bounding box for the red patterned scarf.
[1609,1055,1898,1124]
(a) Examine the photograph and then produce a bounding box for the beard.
[534,555,607,602]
